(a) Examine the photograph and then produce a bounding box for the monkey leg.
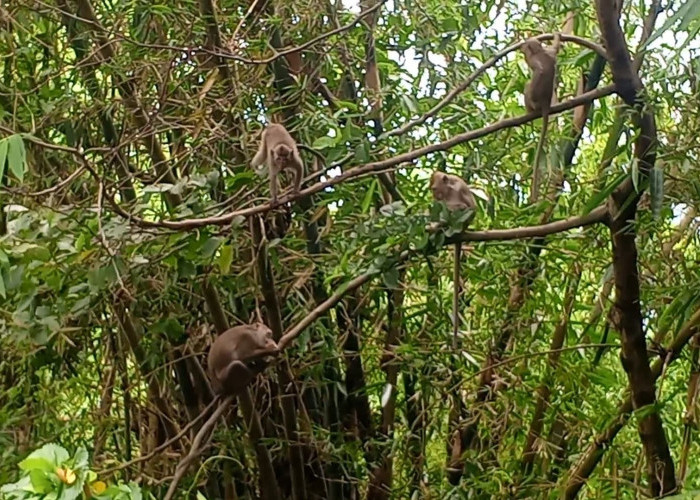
[217,360,254,395]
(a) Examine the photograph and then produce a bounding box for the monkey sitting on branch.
[251,123,305,204]
[207,323,280,395]
[521,36,558,202]
[429,171,478,348]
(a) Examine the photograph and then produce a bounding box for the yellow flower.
[90,481,107,494]
[55,467,77,485]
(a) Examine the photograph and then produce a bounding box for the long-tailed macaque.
[251,124,304,203]
[207,323,279,395]
[521,37,557,202]
[430,171,477,348]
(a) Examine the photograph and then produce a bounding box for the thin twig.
[163,395,235,500]
[101,396,221,475]
[0,166,86,197]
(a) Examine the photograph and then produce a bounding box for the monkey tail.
[452,242,461,350]
[531,112,549,202]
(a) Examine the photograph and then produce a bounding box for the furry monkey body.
[521,38,556,201]
[251,124,304,203]
[207,323,279,395]
[430,172,477,348]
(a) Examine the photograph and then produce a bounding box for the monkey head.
[271,144,292,169]
[521,38,545,57]
[430,171,451,201]
[238,323,278,368]
[234,323,279,389]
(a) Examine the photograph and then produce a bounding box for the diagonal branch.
[98,85,616,230]
[565,306,700,498]
[596,0,676,495]
[384,33,608,138]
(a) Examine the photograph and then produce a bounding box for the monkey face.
[272,144,292,168]
[430,171,450,201]
[251,323,279,357]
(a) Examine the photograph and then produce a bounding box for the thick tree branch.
[565,306,700,498]
[448,206,607,243]
[596,0,675,495]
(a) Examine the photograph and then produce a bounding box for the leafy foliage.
[0,0,699,498]
[0,444,145,500]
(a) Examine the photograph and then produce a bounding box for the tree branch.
[383,34,608,138]
[596,0,675,495]
[99,85,616,230]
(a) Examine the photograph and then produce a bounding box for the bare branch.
[384,34,608,138]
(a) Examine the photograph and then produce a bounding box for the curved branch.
[277,266,384,350]
[101,396,221,475]
[100,85,616,230]
[383,34,608,138]
[448,206,608,243]
[278,205,608,351]
[163,395,236,500]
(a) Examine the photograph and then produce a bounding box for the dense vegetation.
[1,0,700,498]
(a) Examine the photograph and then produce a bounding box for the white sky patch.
[341,0,360,13]
[339,0,696,226]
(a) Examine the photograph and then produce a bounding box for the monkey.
[521,37,557,202]
[207,323,279,395]
[430,171,477,349]
[251,123,304,204]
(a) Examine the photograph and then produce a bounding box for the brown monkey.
[521,37,556,202]
[431,171,477,212]
[251,123,304,203]
[207,323,279,395]
[430,171,477,348]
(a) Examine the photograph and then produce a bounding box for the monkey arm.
[291,152,304,192]
[251,144,267,168]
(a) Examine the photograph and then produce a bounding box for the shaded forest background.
[1,0,700,498]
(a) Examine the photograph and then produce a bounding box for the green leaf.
[311,136,337,149]
[582,172,627,215]
[18,457,54,473]
[153,317,185,342]
[642,0,700,49]
[87,266,118,289]
[218,244,233,274]
[0,136,8,183]
[28,469,53,494]
[178,260,196,278]
[382,267,399,288]
[201,237,224,260]
[360,179,377,214]
[20,444,69,470]
[0,272,5,299]
[0,475,34,495]
[354,141,370,163]
[400,94,418,114]
[650,164,664,219]
[7,134,26,183]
